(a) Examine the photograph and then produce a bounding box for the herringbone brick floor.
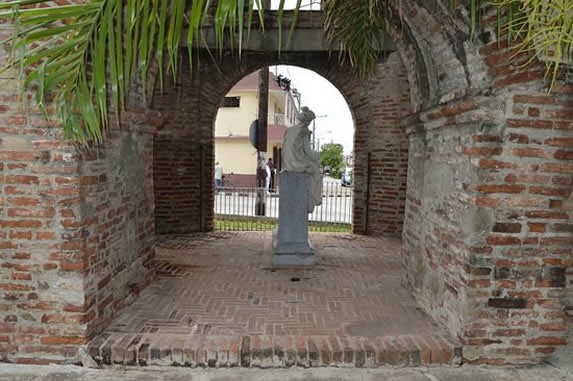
[89,232,462,367]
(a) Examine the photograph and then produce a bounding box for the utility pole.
[312,119,316,151]
[255,67,269,216]
[311,114,328,151]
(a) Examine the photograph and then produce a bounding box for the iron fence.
[214,181,352,232]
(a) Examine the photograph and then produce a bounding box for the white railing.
[214,181,352,231]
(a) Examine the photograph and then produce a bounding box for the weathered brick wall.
[0,123,156,364]
[403,80,572,366]
[152,51,409,236]
[461,41,572,363]
[0,18,157,362]
[396,1,572,365]
[402,95,505,359]
[154,135,208,234]
[79,123,156,338]
[482,37,573,321]
[0,21,83,363]
[0,106,88,363]
[354,53,410,236]
[566,194,573,312]
[387,0,488,112]
[152,71,212,234]
[0,108,156,364]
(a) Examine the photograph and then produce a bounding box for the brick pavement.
[88,232,462,367]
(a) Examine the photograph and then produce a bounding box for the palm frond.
[491,0,573,88]
[1,1,110,143]
[1,0,572,145]
[322,0,388,77]
[0,0,270,144]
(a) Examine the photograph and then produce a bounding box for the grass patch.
[215,216,351,233]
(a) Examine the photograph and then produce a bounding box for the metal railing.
[214,181,352,232]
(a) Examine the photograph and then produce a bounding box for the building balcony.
[269,113,286,125]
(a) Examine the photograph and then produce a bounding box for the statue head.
[296,106,316,124]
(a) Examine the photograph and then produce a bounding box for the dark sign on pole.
[249,119,258,150]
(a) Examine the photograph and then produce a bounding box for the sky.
[273,65,355,155]
[239,0,356,154]
[267,2,355,155]
[269,0,321,10]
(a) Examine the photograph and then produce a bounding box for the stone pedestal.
[272,172,315,266]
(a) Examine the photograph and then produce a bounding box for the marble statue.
[282,106,322,213]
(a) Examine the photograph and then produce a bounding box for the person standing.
[267,158,276,192]
[265,161,271,195]
[214,161,223,192]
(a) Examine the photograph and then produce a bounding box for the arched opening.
[213,65,356,233]
[150,50,410,237]
[86,50,440,366]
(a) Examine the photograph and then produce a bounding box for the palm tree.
[0,0,571,144]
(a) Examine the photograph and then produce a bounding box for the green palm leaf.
[491,0,573,88]
[0,0,571,145]
[0,0,269,144]
[322,0,388,77]
[1,0,110,144]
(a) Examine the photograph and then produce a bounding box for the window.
[221,96,240,108]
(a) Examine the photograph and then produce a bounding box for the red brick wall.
[402,82,572,366]
[0,17,157,361]
[0,112,156,364]
[566,193,573,312]
[402,95,503,358]
[0,116,88,363]
[79,122,156,338]
[152,67,214,234]
[354,53,410,236]
[395,2,572,365]
[0,22,85,363]
[151,51,409,237]
[461,42,573,362]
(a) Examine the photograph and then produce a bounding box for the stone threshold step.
[88,333,462,368]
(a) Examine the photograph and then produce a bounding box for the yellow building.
[214,70,299,187]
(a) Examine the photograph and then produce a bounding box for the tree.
[320,142,345,179]
[0,1,571,144]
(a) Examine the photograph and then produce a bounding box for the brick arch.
[150,1,495,237]
[385,0,490,111]
[195,1,491,115]
[152,50,411,236]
